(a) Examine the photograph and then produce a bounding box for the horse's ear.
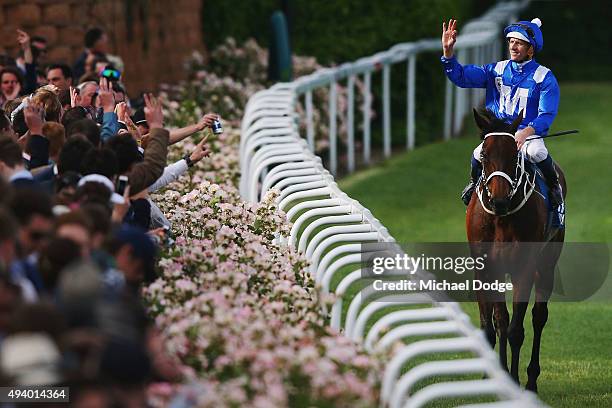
[473,108,490,134]
[511,110,524,133]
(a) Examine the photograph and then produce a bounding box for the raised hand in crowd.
[168,111,219,144]
[189,135,211,164]
[16,29,33,64]
[125,114,142,142]
[24,101,45,135]
[197,113,218,131]
[116,102,143,143]
[111,184,131,224]
[115,101,128,122]
[143,93,163,129]
[98,77,116,113]
[69,86,81,108]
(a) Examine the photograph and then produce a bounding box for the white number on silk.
[499,85,528,116]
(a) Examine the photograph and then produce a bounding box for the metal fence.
[239,1,546,406]
[287,0,531,176]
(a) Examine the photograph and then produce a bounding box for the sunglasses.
[101,68,121,80]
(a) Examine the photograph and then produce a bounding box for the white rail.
[239,1,545,406]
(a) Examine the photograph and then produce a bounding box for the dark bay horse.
[466,109,566,392]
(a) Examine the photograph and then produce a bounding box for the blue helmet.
[504,18,544,53]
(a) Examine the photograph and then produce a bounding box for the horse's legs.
[493,301,510,371]
[526,301,548,392]
[477,292,496,349]
[508,268,535,384]
[527,240,559,392]
[508,301,528,384]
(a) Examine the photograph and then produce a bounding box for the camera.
[152,225,175,248]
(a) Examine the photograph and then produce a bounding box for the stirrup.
[461,180,476,206]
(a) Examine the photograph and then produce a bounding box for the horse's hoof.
[525,382,538,393]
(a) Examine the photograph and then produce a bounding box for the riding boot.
[461,157,482,206]
[536,155,563,208]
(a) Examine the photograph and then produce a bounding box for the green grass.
[337,83,612,407]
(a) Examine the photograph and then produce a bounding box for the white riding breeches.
[473,136,548,164]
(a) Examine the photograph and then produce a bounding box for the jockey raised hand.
[440,18,563,211]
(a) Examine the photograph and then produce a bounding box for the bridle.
[476,132,536,216]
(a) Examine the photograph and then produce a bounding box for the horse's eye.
[480,153,486,161]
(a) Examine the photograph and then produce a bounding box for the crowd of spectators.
[0,26,219,406]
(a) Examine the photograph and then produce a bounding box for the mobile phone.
[116,175,129,196]
[95,107,104,125]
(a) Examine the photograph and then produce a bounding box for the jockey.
[440,18,563,210]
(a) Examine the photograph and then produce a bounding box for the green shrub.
[202,0,497,156]
[203,0,493,65]
[520,2,610,81]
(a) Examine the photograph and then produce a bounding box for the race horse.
[466,109,566,392]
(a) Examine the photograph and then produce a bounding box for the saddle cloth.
[524,160,565,232]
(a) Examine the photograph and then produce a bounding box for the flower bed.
[146,40,382,405]
[146,127,380,407]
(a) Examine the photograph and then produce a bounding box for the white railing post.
[363,71,372,165]
[347,75,356,173]
[407,55,416,150]
[329,80,338,175]
[306,90,314,150]
[383,64,391,158]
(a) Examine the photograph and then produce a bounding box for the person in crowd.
[0,67,23,108]
[73,28,110,80]
[0,22,223,399]
[0,208,19,274]
[77,81,98,109]
[16,34,47,73]
[43,122,66,166]
[0,55,16,71]
[0,135,36,189]
[54,210,94,259]
[15,30,39,96]
[46,64,73,91]
[66,118,101,147]
[8,189,54,302]
[0,273,22,341]
[0,109,16,140]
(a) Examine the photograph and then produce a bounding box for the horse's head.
[473,109,523,215]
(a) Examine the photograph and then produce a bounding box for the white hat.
[77,173,125,204]
[0,333,62,385]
